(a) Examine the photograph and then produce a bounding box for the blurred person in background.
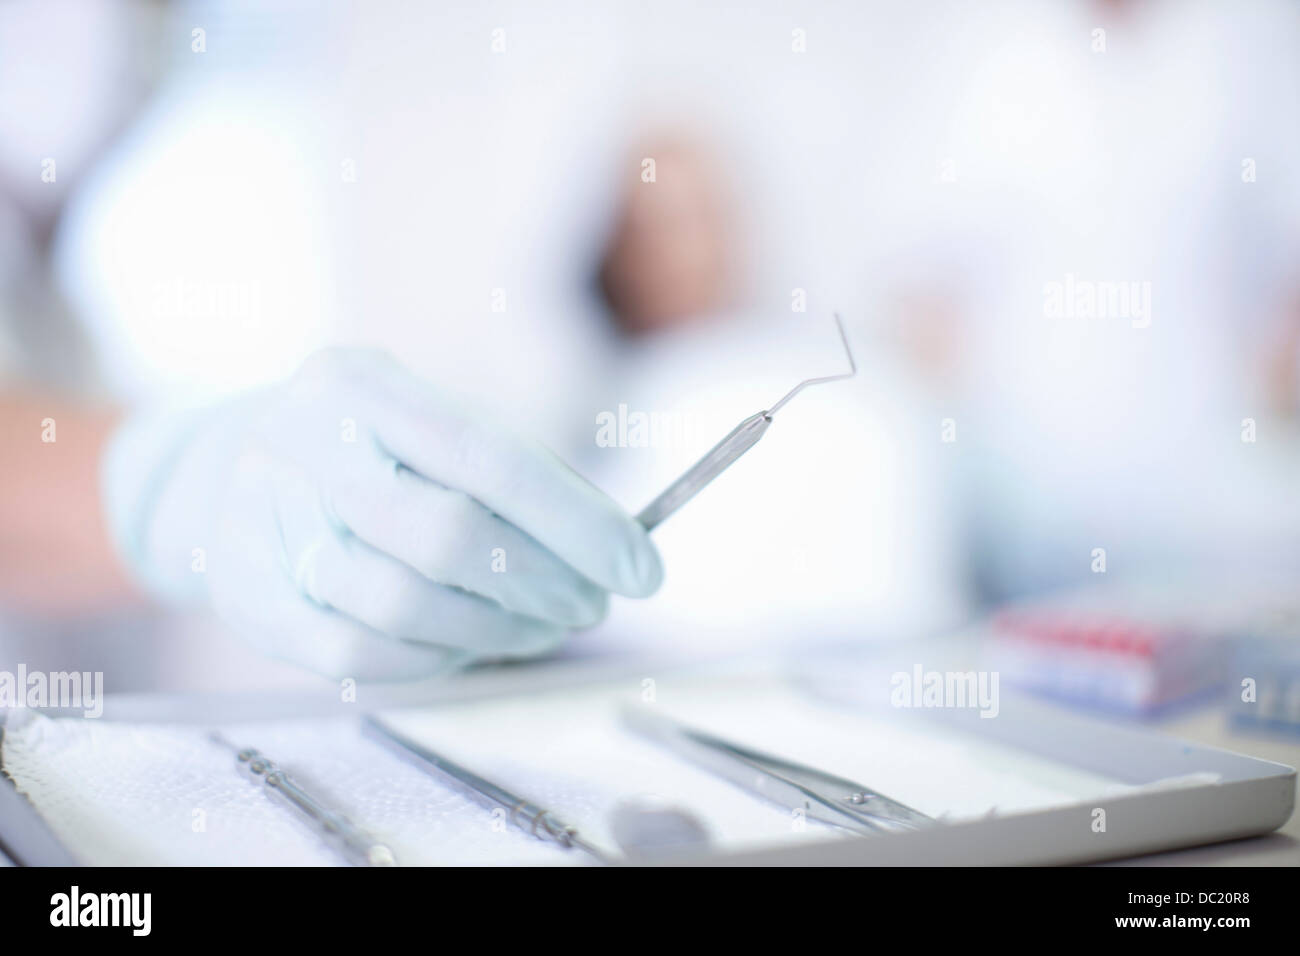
[866,0,1300,602]
[3,1,676,687]
[4,1,971,690]
[0,0,172,685]
[3,0,1299,691]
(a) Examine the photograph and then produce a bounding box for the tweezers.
[622,707,934,835]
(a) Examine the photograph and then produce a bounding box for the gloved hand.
[102,349,662,680]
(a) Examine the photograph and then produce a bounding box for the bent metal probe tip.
[765,313,857,418]
[636,314,857,530]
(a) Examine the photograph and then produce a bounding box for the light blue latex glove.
[102,349,662,680]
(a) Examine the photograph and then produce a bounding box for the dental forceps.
[636,314,858,531]
[622,707,934,835]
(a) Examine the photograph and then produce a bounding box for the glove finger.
[211,456,463,682]
[326,455,608,627]
[261,593,467,682]
[348,362,662,597]
[212,553,463,683]
[287,510,567,659]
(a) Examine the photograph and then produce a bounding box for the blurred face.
[599,134,738,336]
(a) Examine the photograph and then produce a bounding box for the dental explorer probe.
[636,314,858,531]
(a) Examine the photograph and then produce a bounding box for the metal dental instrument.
[362,716,612,864]
[636,314,858,531]
[210,732,396,866]
[622,707,934,835]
